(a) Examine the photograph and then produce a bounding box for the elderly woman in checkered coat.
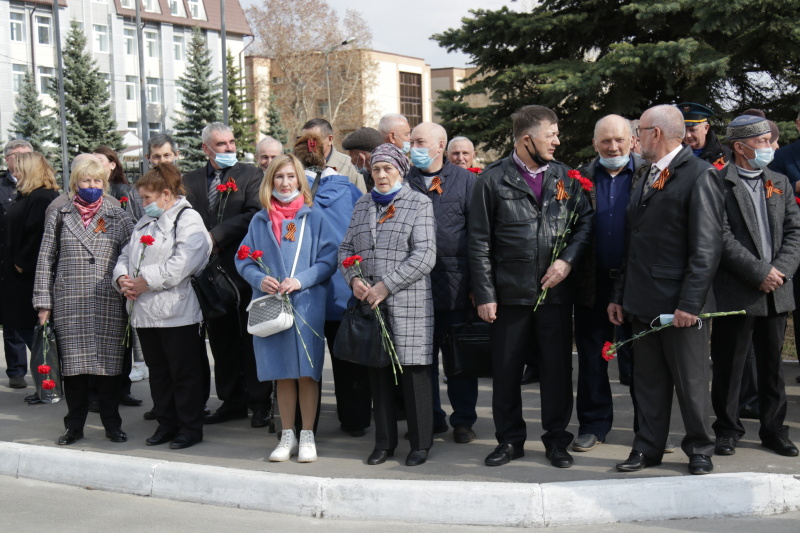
[339,143,437,467]
[33,157,134,447]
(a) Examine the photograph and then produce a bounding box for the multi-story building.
[0,0,251,146]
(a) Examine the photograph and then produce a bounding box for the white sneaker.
[129,362,148,382]
[298,430,317,462]
[270,430,298,462]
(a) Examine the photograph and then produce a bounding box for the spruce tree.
[172,26,221,171]
[49,20,123,159]
[262,92,288,145]
[226,49,256,158]
[9,70,53,153]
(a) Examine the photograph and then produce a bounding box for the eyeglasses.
[635,126,656,137]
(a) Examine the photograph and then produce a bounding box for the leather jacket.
[468,154,593,306]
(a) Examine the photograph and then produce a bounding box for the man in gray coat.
[710,114,800,458]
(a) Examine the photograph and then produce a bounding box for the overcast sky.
[240,0,527,68]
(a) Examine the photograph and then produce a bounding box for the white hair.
[447,136,474,152]
[201,122,233,145]
[378,114,409,135]
[257,136,283,152]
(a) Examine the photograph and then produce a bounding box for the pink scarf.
[268,196,305,245]
[73,196,103,228]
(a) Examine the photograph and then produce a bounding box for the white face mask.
[272,188,300,203]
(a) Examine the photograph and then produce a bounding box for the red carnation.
[41,379,56,390]
[237,245,251,260]
[578,177,594,192]
[139,235,155,246]
[467,167,481,174]
[226,181,238,192]
[342,255,363,269]
[216,183,229,193]
[796,197,800,206]
[120,196,129,206]
[567,169,581,180]
[37,365,51,374]
[251,250,263,259]
[601,341,616,361]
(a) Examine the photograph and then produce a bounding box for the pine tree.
[49,20,123,159]
[433,0,800,165]
[226,49,256,158]
[262,92,288,145]
[172,26,221,171]
[9,70,54,153]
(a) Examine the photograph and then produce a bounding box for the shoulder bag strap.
[310,172,322,199]
[289,215,307,278]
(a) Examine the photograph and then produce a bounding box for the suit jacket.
[328,147,367,193]
[713,164,800,315]
[770,139,800,194]
[612,145,724,318]
[183,161,263,289]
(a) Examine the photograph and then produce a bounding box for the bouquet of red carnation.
[216,179,238,223]
[123,235,155,346]
[120,196,129,209]
[535,169,593,310]
[30,321,62,402]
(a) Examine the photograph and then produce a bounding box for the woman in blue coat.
[236,154,338,463]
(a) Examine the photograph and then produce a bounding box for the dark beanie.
[342,127,383,152]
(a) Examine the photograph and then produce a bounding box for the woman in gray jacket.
[114,163,212,450]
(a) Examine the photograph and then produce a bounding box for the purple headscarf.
[370,143,409,178]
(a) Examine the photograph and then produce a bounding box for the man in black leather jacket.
[469,105,593,469]
[609,104,724,475]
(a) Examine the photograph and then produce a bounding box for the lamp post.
[324,37,354,125]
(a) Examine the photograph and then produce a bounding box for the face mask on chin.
[523,137,548,168]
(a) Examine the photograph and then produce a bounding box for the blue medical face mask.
[144,196,165,218]
[214,151,237,169]
[744,146,774,170]
[599,154,630,170]
[410,147,435,170]
[272,188,301,203]
[387,180,403,194]
[401,141,411,155]
[76,187,103,203]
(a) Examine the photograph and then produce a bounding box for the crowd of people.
[1,102,799,473]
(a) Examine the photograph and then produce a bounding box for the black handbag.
[333,300,391,368]
[174,207,240,321]
[441,313,492,378]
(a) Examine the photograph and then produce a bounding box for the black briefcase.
[441,316,492,378]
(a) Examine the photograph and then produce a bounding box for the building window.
[169,0,179,15]
[149,122,161,136]
[173,35,184,61]
[143,0,160,13]
[317,101,329,118]
[38,66,54,93]
[12,64,27,93]
[35,15,52,45]
[399,72,423,128]
[146,77,160,103]
[145,30,159,58]
[93,25,109,53]
[128,121,138,130]
[126,76,138,101]
[121,0,134,7]
[188,0,200,19]
[98,72,110,89]
[10,11,25,42]
[124,28,136,55]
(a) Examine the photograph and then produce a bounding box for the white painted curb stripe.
[2,442,799,527]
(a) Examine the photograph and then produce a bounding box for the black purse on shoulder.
[441,312,492,378]
[333,299,391,368]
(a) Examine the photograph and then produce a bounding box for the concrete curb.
[2,441,799,527]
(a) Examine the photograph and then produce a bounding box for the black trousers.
[63,374,121,431]
[138,324,207,440]
[711,313,789,442]
[631,317,714,460]
[370,364,433,451]
[207,292,271,410]
[491,304,574,450]
[327,320,371,431]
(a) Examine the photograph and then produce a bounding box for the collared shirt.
[652,144,684,174]
[594,157,634,270]
[511,150,548,204]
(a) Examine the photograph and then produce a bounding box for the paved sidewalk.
[1,338,799,527]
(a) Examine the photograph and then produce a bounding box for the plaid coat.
[339,186,437,365]
[33,200,134,376]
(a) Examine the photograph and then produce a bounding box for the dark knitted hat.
[727,115,771,140]
[371,143,409,177]
[342,127,383,152]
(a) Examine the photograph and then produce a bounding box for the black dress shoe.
[714,436,736,456]
[203,405,211,416]
[119,393,143,407]
[616,450,661,472]
[143,408,157,421]
[367,448,394,465]
[485,443,524,466]
[688,454,713,475]
[761,434,800,457]
[546,445,574,468]
[453,425,476,444]
[88,400,100,413]
[406,449,429,466]
[520,367,540,385]
[58,428,84,446]
[204,403,248,424]
[24,393,38,402]
[146,428,177,446]
[105,428,128,443]
[169,434,202,450]
[251,406,270,428]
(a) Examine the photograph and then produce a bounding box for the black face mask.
[523,137,548,167]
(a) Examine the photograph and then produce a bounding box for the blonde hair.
[259,154,313,211]
[69,158,109,196]
[15,152,59,195]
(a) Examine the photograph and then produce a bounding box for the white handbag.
[246,216,306,338]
